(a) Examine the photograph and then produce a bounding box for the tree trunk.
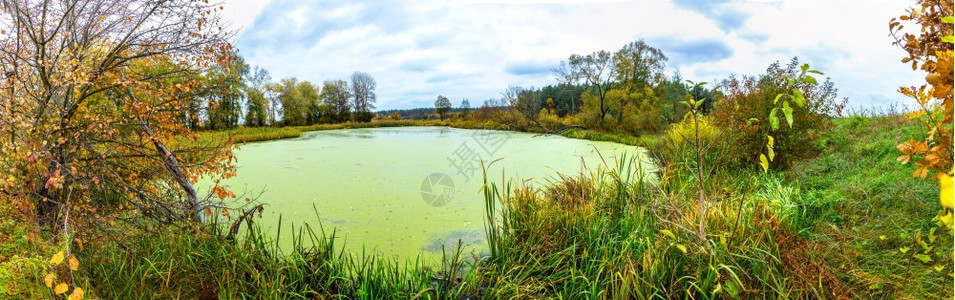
[121,72,204,222]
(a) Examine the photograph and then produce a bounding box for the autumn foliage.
[0,0,238,231]
[891,0,954,178]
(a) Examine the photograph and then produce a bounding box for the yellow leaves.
[54,283,69,294]
[69,255,79,271]
[44,273,54,287]
[68,287,84,300]
[939,212,953,229]
[50,251,65,265]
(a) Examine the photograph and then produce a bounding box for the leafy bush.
[650,116,726,184]
[712,58,846,170]
[354,111,375,123]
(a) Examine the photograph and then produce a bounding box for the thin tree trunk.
[120,71,204,222]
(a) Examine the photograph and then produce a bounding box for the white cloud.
[223,0,926,110]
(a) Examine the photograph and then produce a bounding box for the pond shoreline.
[198,119,658,148]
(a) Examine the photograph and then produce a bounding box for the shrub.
[712,58,846,170]
[651,116,726,181]
[354,111,375,123]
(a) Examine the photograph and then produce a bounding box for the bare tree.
[351,71,377,113]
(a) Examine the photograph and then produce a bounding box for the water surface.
[205,126,652,263]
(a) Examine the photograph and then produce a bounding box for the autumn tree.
[891,0,953,178]
[321,79,352,123]
[435,95,452,120]
[204,53,249,130]
[244,67,271,127]
[298,80,321,124]
[558,50,617,124]
[0,0,238,227]
[277,77,307,126]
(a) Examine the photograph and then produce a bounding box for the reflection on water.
[202,126,652,264]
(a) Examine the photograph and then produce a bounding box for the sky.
[221,0,925,111]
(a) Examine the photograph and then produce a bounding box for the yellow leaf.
[940,171,953,209]
[44,273,54,288]
[759,154,769,173]
[68,287,84,300]
[50,251,64,265]
[54,283,68,295]
[940,212,953,230]
[68,255,79,271]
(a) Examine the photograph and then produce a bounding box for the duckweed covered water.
[204,127,652,263]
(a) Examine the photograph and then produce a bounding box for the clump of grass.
[475,151,847,298]
[79,213,482,299]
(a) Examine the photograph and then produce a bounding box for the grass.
[2,114,950,298]
[79,214,484,299]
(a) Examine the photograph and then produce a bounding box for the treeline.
[432,39,846,170]
[191,55,379,130]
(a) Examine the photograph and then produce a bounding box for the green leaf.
[773,93,783,105]
[942,35,954,43]
[759,154,769,172]
[768,146,775,161]
[807,70,824,75]
[899,246,910,253]
[769,108,779,130]
[800,63,809,72]
[767,135,774,147]
[746,118,759,125]
[802,75,817,85]
[913,254,933,263]
[660,229,676,239]
[792,89,805,107]
[782,101,794,128]
[942,16,954,24]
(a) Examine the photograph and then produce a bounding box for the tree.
[615,40,667,90]
[277,77,305,126]
[244,67,271,127]
[264,82,283,126]
[299,81,321,125]
[0,0,237,227]
[321,80,351,123]
[461,98,471,117]
[559,50,618,124]
[204,53,249,130]
[351,71,377,119]
[891,0,953,179]
[435,95,452,120]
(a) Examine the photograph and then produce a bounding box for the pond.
[203,126,653,264]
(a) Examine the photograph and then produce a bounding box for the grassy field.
[1,114,950,298]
